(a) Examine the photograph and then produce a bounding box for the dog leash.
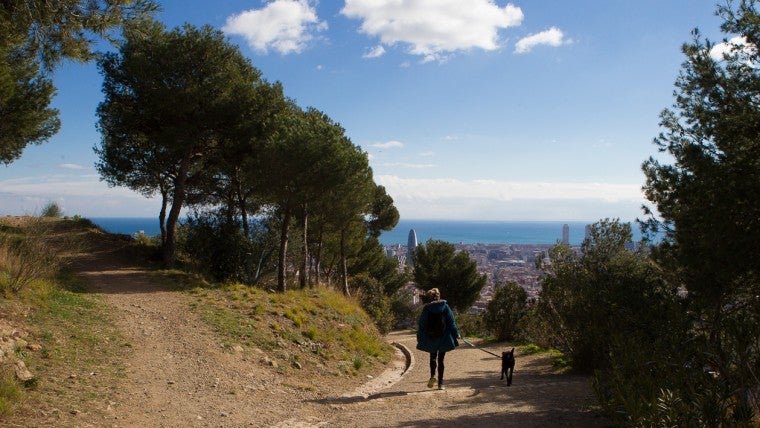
[461,337,501,358]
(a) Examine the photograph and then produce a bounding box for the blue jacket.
[416,300,460,353]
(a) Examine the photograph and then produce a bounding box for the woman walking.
[416,288,461,390]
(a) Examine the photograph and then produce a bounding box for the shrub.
[455,311,486,338]
[0,367,22,417]
[483,280,527,341]
[389,287,416,330]
[0,221,61,295]
[350,274,394,334]
[40,202,62,218]
[181,211,276,284]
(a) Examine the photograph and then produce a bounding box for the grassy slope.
[0,217,393,423]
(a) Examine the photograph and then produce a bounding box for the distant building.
[562,224,569,245]
[407,229,418,266]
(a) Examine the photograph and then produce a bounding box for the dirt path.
[70,241,325,427]
[307,331,607,427]
[63,237,606,427]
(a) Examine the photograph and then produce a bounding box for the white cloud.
[0,175,160,217]
[710,35,757,62]
[341,0,523,62]
[371,140,404,149]
[377,175,645,220]
[514,27,568,54]
[363,45,386,58]
[223,0,327,54]
[59,163,89,170]
[380,163,435,169]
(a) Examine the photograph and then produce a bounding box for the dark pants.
[429,351,446,385]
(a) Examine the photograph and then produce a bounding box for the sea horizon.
[89,217,644,246]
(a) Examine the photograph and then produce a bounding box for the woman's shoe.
[427,377,436,388]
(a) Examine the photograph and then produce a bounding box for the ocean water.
[90,217,609,246]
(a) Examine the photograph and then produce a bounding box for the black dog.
[500,348,515,386]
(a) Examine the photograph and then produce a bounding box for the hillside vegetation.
[0,217,392,423]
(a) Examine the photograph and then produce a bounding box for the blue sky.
[0,0,729,221]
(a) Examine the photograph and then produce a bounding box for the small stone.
[233,344,244,353]
[167,380,175,385]
[27,343,42,351]
[70,409,80,415]
[292,361,303,370]
[220,411,230,417]
[14,361,34,382]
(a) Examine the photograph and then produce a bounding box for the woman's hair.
[426,288,440,300]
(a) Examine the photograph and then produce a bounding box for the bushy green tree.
[412,239,485,312]
[483,280,527,341]
[0,43,59,164]
[96,23,266,268]
[0,0,156,163]
[642,0,760,421]
[534,219,678,372]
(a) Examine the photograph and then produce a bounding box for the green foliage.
[412,239,486,312]
[0,42,59,164]
[348,237,408,296]
[455,311,486,338]
[0,0,156,164]
[96,22,271,268]
[0,220,62,295]
[640,1,760,422]
[532,219,679,373]
[182,211,276,284]
[39,202,62,218]
[0,367,22,417]
[349,274,395,334]
[483,280,527,341]
[389,287,418,330]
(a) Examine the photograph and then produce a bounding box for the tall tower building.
[407,229,418,266]
[562,224,570,245]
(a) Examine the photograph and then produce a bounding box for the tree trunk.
[159,188,168,246]
[313,230,323,286]
[277,205,291,292]
[235,172,250,237]
[163,157,188,269]
[300,204,308,289]
[340,229,350,296]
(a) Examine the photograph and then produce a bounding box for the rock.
[14,360,34,382]
[292,361,303,370]
[27,343,43,352]
[261,356,279,369]
[0,339,15,356]
[232,344,244,353]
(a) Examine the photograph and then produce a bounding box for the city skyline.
[0,1,728,221]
